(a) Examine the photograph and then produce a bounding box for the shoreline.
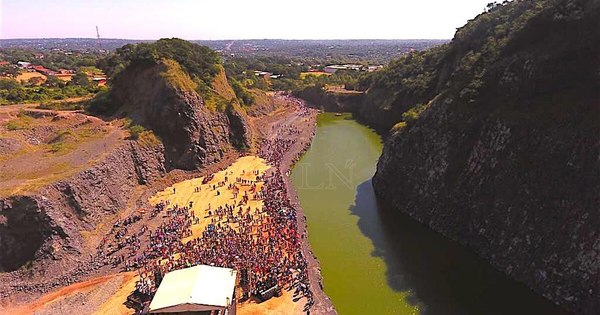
[257,94,337,314]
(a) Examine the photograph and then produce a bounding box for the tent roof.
[149,265,237,313]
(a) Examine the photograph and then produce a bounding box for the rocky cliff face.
[294,86,401,133]
[0,140,165,276]
[111,60,251,170]
[0,40,259,297]
[369,0,599,314]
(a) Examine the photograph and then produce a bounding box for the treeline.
[0,48,100,70]
[0,76,103,105]
[223,55,368,103]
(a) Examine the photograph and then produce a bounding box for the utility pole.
[96,26,101,51]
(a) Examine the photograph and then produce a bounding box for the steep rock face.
[374,94,599,313]
[0,141,165,276]
[373,0,599,313]
[295,86,362,112]
[111,61,251,170]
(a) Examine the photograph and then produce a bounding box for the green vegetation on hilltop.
[94,38,233,113]
[356,0,598,130]
[98,38,220,90]
[159,59,198,92]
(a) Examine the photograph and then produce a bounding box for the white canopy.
[149,265,237,313]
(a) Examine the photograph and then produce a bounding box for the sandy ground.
[238,290,305,315]
[149,155,271,243]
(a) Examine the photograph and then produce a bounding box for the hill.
[93,38,251,169]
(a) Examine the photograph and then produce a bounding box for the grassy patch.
[49,141,74,154]
[5,114,35,131]
[125,122,162,146]
[391,121,407,134]
[137,130,162,147]
[47,130,79,154]
[160,59,197,92]
[401,102,431,126]
[38,100,87,111]
[128,124,145,140]
[300,72,332,79]
[204,93,230,112]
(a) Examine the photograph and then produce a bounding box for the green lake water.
[290,113,568,315]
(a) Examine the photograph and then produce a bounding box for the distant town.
[0,38,447,64]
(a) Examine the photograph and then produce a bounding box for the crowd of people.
[95,95,316,312]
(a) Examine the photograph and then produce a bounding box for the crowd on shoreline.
[93,95,317,312]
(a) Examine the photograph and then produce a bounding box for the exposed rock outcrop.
[369,0,599,314]
[0,140,165,276]
[111,60,251,170]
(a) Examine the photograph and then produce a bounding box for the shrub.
[391,121,407,134]
[128,124,146,140]
[137,130,162,147]
[6,119,26,130]
[401,102,431,126]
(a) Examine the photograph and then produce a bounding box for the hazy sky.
[1,0,493,40]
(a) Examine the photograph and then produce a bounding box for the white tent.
[149,265,237,314]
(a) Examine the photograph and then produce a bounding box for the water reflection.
[350,179,568,315]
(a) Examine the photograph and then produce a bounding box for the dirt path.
[253,95,337,314]
[0,97,93,113]
[0,272,137,315]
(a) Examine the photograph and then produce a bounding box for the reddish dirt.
[0,272,137,315]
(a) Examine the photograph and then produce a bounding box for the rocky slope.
[0,40,257,296]
[368,0,599,314]
[110,60,251,170]
[0,140,165,275]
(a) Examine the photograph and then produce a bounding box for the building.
[323,64,365,73]
[92,77,107,86]
[367,65,384,72]
[32,65,55,76]
[149,265,238,314]
[323,65,346,74]
[17,61,32,68]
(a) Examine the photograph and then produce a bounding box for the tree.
[45,75,65,88]
[486,2,499,12]
[0,65,19,77]
[71,71,90,87]
[26,76,44,86]
[0,78,20,90]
